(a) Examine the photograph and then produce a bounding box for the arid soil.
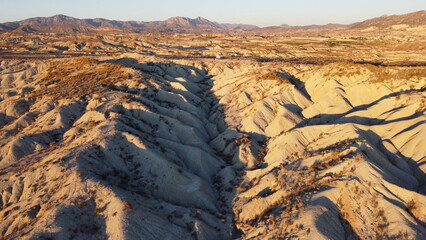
[0,32,425,239]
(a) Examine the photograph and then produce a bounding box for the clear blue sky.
[1,0,425,27]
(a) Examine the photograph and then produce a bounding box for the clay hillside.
[0,10,425,240]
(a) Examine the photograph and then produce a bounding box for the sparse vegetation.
[31,58,134,99]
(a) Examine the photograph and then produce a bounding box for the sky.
[1,0,425,27]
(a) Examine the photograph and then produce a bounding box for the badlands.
[0,13,426,240]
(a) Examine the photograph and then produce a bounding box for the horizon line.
[1,9,425,28]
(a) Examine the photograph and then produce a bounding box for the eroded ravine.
[211,61,426,239]
[0,55,250,239]
[0,54,425,240]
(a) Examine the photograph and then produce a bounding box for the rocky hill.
[352,10,426,29]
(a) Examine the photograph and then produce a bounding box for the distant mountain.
[159,16,221,29]
[351,10,426,29]
[278,23,348,30]
[0,11,425,34]
[0,15,95,34]
[0,15,259,34]
[251,10,425,34]
[252,23,348,34]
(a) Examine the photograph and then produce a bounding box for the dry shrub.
[234,134,251,145]
[87,121,99,128]
[322,62,426,83]
[416,99,425,113]
[406,199,417,212]
[309,160,326,171]
[260,71,290,84]
[364,65,426,83]
[123,201,133,211]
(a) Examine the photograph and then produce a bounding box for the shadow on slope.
[291,87,425,130]
[36,199,108,240]
[277,71,311,101]
[314,196,360,240]
[69,58,249,239]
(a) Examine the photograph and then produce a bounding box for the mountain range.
[0,10,425,34]
[350,10,426,29]
[0,14,258,34]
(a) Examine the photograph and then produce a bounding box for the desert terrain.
[0,11,425,240]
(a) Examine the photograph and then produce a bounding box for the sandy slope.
[0,53,425,239]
